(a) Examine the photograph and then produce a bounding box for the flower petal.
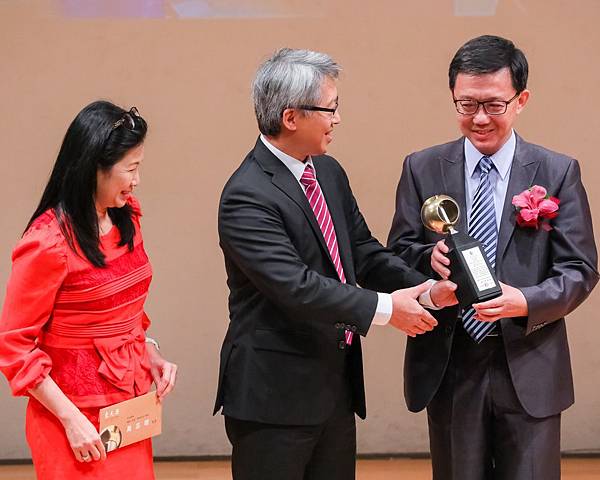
[529,186,547,205]
[539,199,559,215]
[520,208,539,222]
[516,214,538,229]
[513,189,534,208]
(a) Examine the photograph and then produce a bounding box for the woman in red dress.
[0,101,177,479]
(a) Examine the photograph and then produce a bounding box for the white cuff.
[419,279,442,310]
[372,292,393,326]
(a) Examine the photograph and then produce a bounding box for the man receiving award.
[388,35,599,480]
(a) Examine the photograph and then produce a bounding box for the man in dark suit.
[388,35,599,480]
[214,48,457,480]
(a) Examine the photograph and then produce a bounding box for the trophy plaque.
[421,195,502,307]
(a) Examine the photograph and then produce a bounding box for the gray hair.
[252,48,341,136]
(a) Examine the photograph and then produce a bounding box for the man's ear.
[281,108,298,132]
[515,89,530,114]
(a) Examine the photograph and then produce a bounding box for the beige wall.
[1,1,599,458]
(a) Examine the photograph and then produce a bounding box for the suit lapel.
[496,135,541,262]
[252,139,338,273]
[440,139,468,233]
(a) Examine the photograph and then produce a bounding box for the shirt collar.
[464,129,515,180]
[260,135,314,183]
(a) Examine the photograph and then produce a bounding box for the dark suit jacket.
[214,138,427,425]
[386,134,599,418]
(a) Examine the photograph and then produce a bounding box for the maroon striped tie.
[300,164,353,345]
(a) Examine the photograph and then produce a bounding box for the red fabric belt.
[40,324,151,396]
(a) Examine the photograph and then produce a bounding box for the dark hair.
[27,100,148,267]
[449,35,528,93]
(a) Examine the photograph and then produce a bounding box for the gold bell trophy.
[421,195,502,307]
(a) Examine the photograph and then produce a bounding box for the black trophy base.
[445,231,502,307]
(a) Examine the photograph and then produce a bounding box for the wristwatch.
[145,336,160,350]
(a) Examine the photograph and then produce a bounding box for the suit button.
[445,325,453,335]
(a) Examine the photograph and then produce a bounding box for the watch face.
[100,425,123,452]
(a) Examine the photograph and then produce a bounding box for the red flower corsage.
[512,185,560,231]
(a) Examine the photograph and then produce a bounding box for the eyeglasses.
[112,107,141,130]
[298,104,338,116]
[453,92,520,116]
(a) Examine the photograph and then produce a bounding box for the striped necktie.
[300,164,346,283]
[300,164,353,345]
[462,156,498,342]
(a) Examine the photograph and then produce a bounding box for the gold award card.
[98,391,162,452]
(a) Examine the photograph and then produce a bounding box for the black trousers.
[225,377,356,480]
[427,322,561,480]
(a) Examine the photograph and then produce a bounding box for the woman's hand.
[28,376,106,463]
[61,410,106,463]
[146,343,177,401]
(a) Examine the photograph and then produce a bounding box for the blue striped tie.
[462,156,498,342]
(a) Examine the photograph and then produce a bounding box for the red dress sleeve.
[0,216,68,396]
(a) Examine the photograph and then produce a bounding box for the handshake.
[389,279,457,337]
